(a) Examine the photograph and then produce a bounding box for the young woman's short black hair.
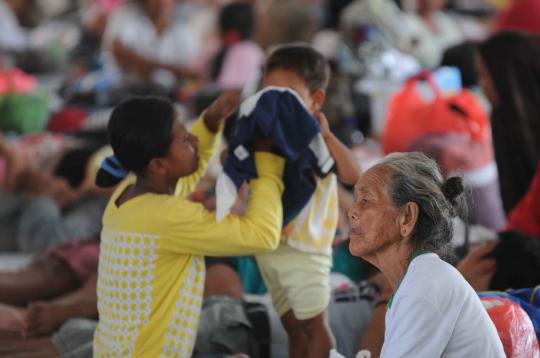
[96,96,175,187]
[264,44,330,93]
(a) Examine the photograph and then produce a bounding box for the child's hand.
[204,91,241,133]
[314,111,331,139]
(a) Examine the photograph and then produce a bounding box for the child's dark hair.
[96,96,175,188]
[486,231,540,291]
[265,44,330,92]
[211,1,255,80]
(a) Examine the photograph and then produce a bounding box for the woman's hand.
[457,241,498,291]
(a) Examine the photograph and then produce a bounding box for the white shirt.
[103,3,200,69]
[381,253,505,358]
[399,11,464,68]
[0,0,28,51]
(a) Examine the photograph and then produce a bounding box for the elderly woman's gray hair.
[381,152,466,253]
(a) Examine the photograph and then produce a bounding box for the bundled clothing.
[217,86,334,227]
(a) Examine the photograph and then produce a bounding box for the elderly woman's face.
[348,166,402,258]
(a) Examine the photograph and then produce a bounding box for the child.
[92,93,285,357]
[210,1,264,90]
[255,45,361,358]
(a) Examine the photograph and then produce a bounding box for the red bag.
[382,73,490,154]
[481,297,540,358]
[47,106,88,133]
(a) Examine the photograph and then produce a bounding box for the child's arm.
[175,92,239,197]
[163,151,285,256]
[315,112,361,186]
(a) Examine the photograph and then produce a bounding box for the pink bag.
[0,69,37,95]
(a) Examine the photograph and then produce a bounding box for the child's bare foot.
[24,302,75,338]
[0,303,26,330]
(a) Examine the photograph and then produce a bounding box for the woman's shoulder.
[402,253,473,300]
[409,254,464,281]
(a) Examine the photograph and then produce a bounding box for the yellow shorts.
[255,244,332,320]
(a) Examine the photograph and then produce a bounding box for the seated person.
[207,1,263,91]
[0,0,32,52]
[0,131,112,252]
[103,0,200,84]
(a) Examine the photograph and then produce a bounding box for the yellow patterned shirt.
[281,173,339,255]
[93,116,285,357]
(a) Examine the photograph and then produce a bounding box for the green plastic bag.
[0,92,50,134]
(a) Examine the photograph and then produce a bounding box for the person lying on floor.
[0,245,99,338]
[0,131,114,252]
[0,262,263,358]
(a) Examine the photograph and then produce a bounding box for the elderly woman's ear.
[398,202,419,238]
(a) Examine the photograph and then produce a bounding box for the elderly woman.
[348,152,504,357]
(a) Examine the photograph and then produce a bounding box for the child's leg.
[281,310,308,358]
[301,311,335,358]
[0,256,79,306]
[281,310,334,358]
[257,245,334,358]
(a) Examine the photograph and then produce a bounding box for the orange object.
[482,297,540,358]
[382,73,490,154]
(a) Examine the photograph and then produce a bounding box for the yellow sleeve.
[163,152,285,256]
[174,113,223,198]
